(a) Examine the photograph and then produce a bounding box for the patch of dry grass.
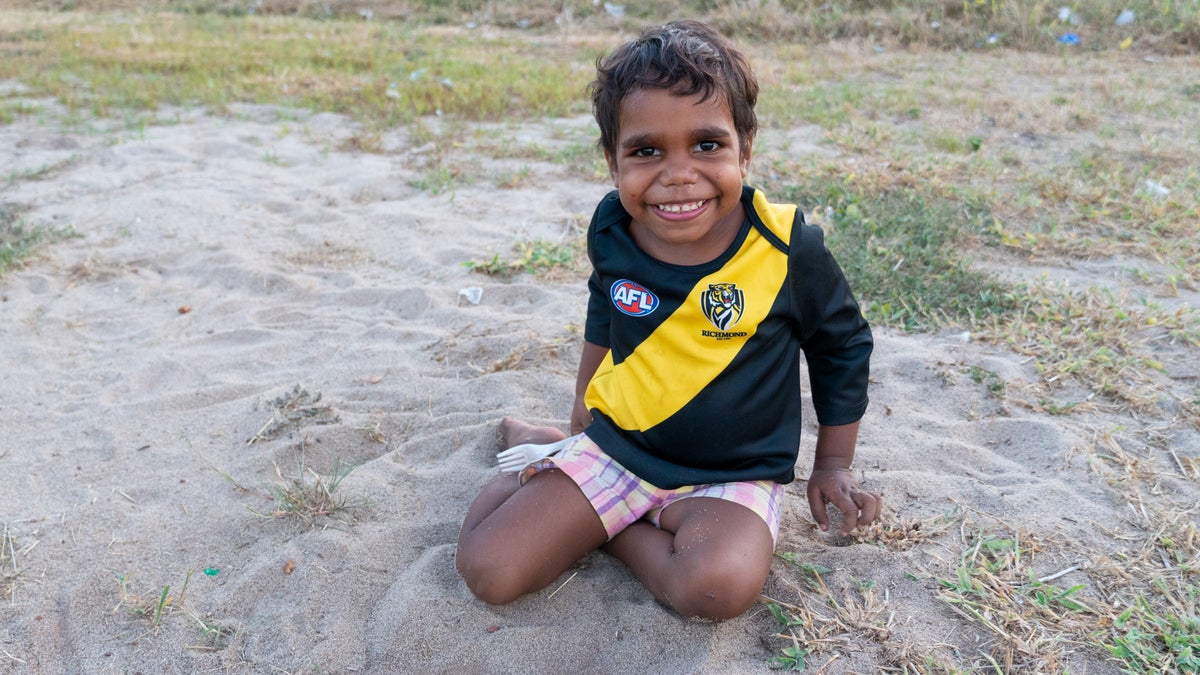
[246,385,340,445]
[0,523,25,604]
[934,519,1099,672]
[762,564,897,671]
[260,450,359,526]
[853,508,960,552]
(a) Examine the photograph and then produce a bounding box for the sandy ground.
[1,90,1197,673]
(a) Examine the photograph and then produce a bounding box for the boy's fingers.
[856,490,881,525]
[838,491,880,534]
[834,493,860,535]
[807,489,831,531]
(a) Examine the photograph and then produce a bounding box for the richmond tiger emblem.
[701,282,745,331]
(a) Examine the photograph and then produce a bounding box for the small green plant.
[253,439,361,527]
[463,239,580,277]
[1,523,21,602]
[462,252,508,275]
[775,552,834,590]
[967,366,1007,398]
[0,211,78,276]
[111,568,194,628]
[187,612,237,649]
[495,165,533,189]
[0,102,41,125]
[515,239,577,273]
[410,165,458,195]
[770,645,809,671]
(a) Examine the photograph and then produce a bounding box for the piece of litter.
[603,2,625,17]
[1057,33,1080,45]
[1144,180,1170,198]
[458,287,483,305]
[1115,9,1135,26]
[204,568,219,576]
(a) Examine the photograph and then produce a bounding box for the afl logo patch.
[610,279,659,317]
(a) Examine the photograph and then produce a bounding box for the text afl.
[610,279,659,317]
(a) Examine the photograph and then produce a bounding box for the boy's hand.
[806,468,881,536]
[569,397,592,435]
[570,342,608,435]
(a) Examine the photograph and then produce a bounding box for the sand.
[1,94,1197,673]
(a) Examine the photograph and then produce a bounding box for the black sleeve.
[583,203,612,348]
[792,221,873,426]
[584,268,610,347]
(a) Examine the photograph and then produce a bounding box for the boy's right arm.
[570,340,609,434]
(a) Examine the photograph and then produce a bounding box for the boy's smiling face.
[606,86,752,266]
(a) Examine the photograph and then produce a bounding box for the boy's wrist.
[812,457,854,472]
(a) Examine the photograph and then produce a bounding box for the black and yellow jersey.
[582,186,872,489]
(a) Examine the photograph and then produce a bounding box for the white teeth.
[657,201,705,214]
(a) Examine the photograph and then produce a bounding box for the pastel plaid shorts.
[519,433,783,544]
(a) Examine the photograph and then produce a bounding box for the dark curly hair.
[590,20,759,159]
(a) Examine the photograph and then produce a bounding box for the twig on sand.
[1167,448,1192,478]
[1004,563,1085,585]
[547,572,578,600]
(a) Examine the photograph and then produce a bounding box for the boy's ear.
[739,137,754,178]
[604,149,619,185]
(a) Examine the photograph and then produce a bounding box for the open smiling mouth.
[654,200,708,214]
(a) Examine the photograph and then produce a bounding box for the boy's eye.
[697,141,719,152]
[633,147,658,158]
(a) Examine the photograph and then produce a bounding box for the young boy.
[456,20,879,621]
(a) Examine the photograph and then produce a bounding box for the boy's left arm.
[807,420,880,535]
[790,222,878,535]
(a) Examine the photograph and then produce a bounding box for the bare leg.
[456,468,607,605]
[498,416,567,448]
[603,497,774,620]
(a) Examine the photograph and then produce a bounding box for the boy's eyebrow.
[619,126,734,149]
[619,133,657,150]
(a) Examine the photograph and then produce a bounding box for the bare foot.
[499,417,567,449]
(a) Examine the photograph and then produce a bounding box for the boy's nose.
[660,155,698,186]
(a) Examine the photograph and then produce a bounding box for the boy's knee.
[455,545,525,606]
[667,556,768,620]
[674,582,763,620]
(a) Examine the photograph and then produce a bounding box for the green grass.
[111,568,194,628]
[0,208,78,276]
[761,169,1019,331]
[262,455,359,526]
[464,238,583,278]
[1105,590,1200,675]
[0,11,596,123]
[9,0,1197,51]
[765,170,1199,414]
